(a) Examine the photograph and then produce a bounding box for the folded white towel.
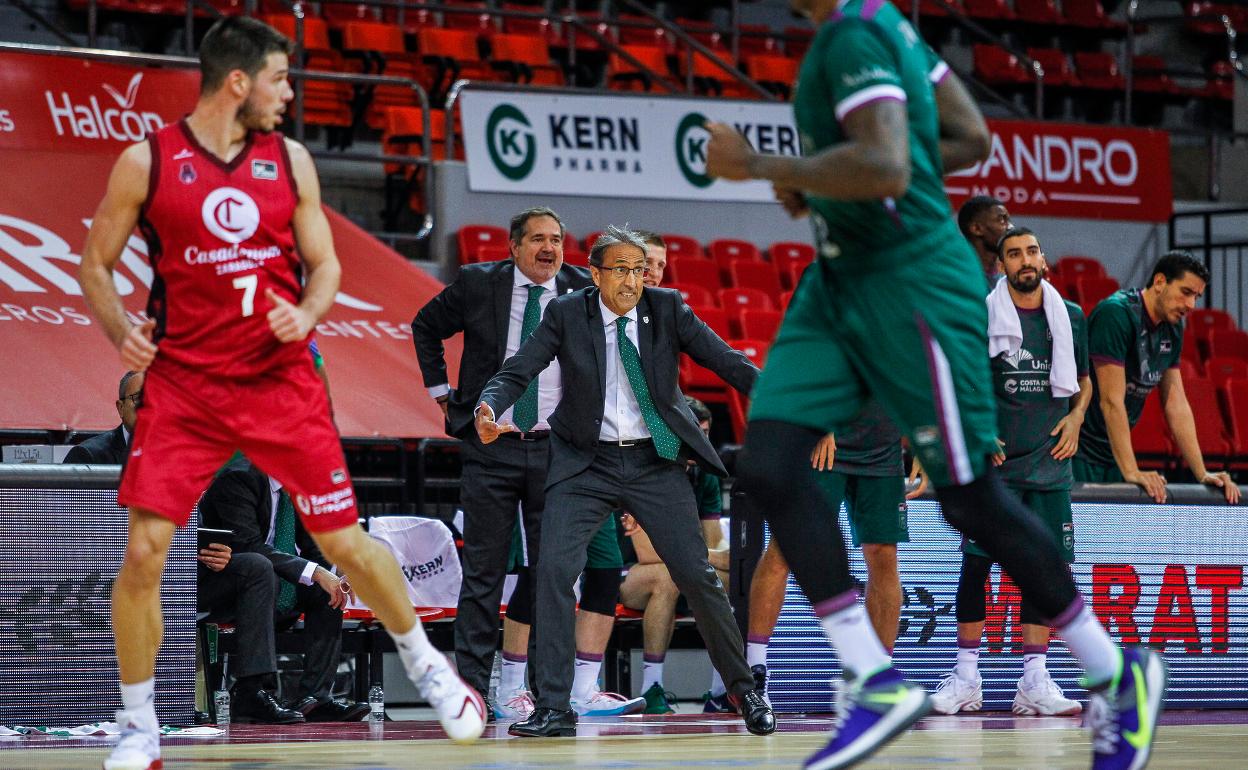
[985,278,1078,398]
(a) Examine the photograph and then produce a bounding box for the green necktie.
[615,316,681,461]
[273,489,298,613]
[511,284,546,432]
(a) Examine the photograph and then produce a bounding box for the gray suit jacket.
[480,287,759,488]
[411,260,592,439]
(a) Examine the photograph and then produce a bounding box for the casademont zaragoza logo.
[675,112,713,189]
[486,103,536,181]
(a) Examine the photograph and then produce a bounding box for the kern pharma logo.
[485,103,536,181]
[675,112,713,188]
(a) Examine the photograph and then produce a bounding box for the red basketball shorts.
[118,357,358,533]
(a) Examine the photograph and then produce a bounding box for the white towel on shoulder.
[985,278,1078,398]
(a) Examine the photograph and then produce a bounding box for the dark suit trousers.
[533,442,753,710]
[276,582,345,703]
[198,553,278,680]
[454,434,548,694]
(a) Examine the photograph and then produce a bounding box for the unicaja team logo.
[201,187,259,244]
[675,112,713,188]
[486,103,536,181]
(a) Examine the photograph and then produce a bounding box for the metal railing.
[1170,206,1248,322]
[1125,0,1246,124]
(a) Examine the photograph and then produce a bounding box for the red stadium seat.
[261,15,352,127]
[770,241,815,270]
[1132,55,1179,94]
[1206,329,1248,362]
[709,239,762,263]
[690,305,732,340]
[666,259,722,293]
[667,283,717,308]
[382,5,437,34]
[782,27,814,60]
[341,22,425,129]
[973,44,1031,85]
[458,224,509,264]
[1063,0,1123,28]
[1179,358,1203,382]
[1182,378,1231,465]
[607,45,674,93]
[1074,52,1127,91]
[1219,380,1248,468]
[1056,256,1107,284]
[1027,48,1079,87]
[729,261,783,304]
[442,0,498,35]
[582,231,602,253]
[474,245,511,263]
[1187,308,1234,339]
[489,33,565,85]
[737,309,783,341]
[662,234,706,260]
[1015,0,1062,24]
[964,0,1015,20]
[718,287,775,313]
[732,338,770,369]
[1131,392,1173,470]
[746,54,801,98]
[1074,276,1120,317]
[737,24,784,58]
[1204,356,1248,388]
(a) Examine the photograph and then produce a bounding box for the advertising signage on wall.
[460,88,1173,222]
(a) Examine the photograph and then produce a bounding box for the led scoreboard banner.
[0,466,197,727]
[750,484,1248,713]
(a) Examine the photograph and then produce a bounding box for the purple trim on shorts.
[1023,644,1049,656]
[916,313,960,484]
[747,633,771,645]
[813,589,859,618]
[576,651,604,663]
[1051,595,1086,628]
[1090,353,1125,367]
[957,638,982,650]
[502,651,528,663]
[699,512,723,521]
[643,653,666,664]
[862,0,886,19]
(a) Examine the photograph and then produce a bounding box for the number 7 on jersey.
[233,274,258,317]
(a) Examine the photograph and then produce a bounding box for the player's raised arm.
[80,141,158,371]
[706,99,911,201]
[270,137,341,343]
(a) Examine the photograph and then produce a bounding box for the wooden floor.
[4,712,1246,769]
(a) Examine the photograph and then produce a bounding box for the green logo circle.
[486,104,536,181]
[675,112,713,188]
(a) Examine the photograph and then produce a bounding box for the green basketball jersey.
[832,400,904,476]
[992,301,1089,490]
[793,0,952,273]
[1077,289,1184,467]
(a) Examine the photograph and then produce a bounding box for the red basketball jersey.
[140,120,307,379]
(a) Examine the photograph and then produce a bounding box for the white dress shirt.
[266,477,317,586]
[598,298,651,442]
[428,269,563,431]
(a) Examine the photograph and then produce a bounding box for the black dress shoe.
[730,690,776,736]
[231,689,306,724]
[508,707,577,737]
[483,695,497,723]
[300,698,371,722]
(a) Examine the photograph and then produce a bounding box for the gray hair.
[588,224,648,267]
[509,206,565,244]
[118,370,142,400]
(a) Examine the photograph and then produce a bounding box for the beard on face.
[236,94,275,133]
[1007,267,1041,293]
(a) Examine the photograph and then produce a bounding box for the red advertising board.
[0,50,457,438]
[944,119,1172,222]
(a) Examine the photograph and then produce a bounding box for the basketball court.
[4,711,1246,769]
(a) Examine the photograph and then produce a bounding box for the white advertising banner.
[459,89,799,202]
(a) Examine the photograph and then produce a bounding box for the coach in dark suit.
[63,371,143,464]
[475,225,775,737]
[198,456,367,723]
[411,206,591,704]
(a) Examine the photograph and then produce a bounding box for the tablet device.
[197,527,234,550]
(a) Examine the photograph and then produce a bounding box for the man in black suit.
[198,455,368,723]
[63,370,143,464]
[411,207,592,710]
[475,225,776,737]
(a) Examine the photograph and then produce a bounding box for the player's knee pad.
[579,567,622,616]
[736,420,822,502]
[955,552,993,623]
[935,469,1014,543]
[505,568,533,625]
[1020,598,1046,626]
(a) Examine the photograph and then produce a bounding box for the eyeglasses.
[598,266,649,278]
[121,392,143,408]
